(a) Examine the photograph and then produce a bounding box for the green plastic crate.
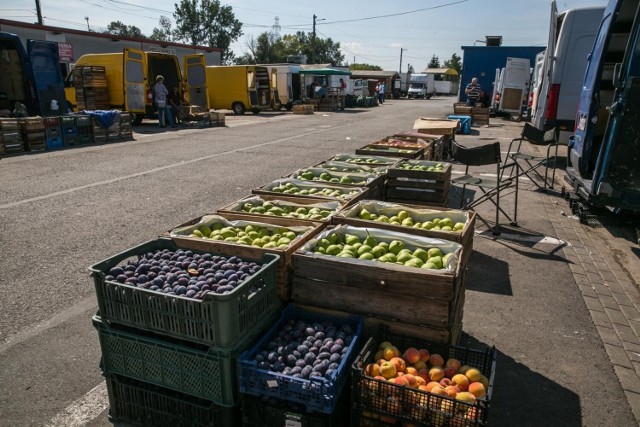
[104,372,239,427]
[95,312,278,406]
[89,238,280,348]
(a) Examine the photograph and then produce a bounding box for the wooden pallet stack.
[0,118,24,155]
[73,66,109,111]
[18,117,46,151]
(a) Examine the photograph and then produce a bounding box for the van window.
[126,60,144,83]
[247,70,255,88]
[188,65,205,85]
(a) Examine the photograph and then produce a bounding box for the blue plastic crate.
[447,115,472,135]
[46,136,64,150]
[237,304,363,414]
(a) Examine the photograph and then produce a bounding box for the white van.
[532,2,605,144]
[493,57,531,115]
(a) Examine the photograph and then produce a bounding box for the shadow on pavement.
[466,251,513,296]
[459,334,582,427]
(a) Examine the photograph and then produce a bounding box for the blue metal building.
[459,46,545,104]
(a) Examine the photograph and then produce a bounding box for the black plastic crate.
[351,327,496,427]
[89,238,280,348]
[241,385,350,427]
[104,372,239,427]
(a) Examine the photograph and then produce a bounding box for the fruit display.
[339,201,469,234]
[332,153,399,166]
[104,248,268,298]
[301,225,461,271]
[396,160,448,172]
[369,139,426,149]
[290,167,377,186]
[222,196,340,221]
[359,145,419,154]
[314,160,387,174]
[256,179,365,202]
[352,332,495,427]
[238,304,363,413]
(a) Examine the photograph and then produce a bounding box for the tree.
[105,21,144,38]
[350,63,382,71]
[407,64,415,74]
[428,55,440,69]
[150,16,173,42]
[173,0,243,63]
[443,53,462,82]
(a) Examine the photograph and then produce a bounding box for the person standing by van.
[154,75,175,128]
[465,77,483,106]
[378,81,386,104]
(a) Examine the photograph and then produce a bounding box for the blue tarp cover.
[81,110,121,128]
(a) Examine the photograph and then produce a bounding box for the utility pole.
[85,16,90,31]
[399,48,407,73]
[312,14,317,64]
[35,0,43,24]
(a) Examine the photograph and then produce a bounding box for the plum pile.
[104,248,267,299]
[253,318,356,380]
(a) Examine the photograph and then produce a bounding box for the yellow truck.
[205,65,278,115]
[64,48,207,124]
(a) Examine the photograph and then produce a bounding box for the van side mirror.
[613,63,623,89]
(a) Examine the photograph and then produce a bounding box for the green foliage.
[173,0,243,63]
[232,30,344,66]
[428,54,440,69]
[350,63,383,71]
[149,16,173,42]
[443,53,462,81]
[105,21,144,38]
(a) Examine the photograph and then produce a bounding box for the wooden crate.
[453,102,473,115]
[472,107,490,126]
[330,153,400,167]
[217,194,344,224]
[355,144,424,160]
[385,160,452,206]
[287,168,386,202]
[292,104,315,114]
[253,179,370,207]
[167,213,325,301]
[291,227,466,337]
[209,111,226,126]
[332,199,475,267]
[413,118,458,136]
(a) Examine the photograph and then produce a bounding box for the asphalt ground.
[0,97,638,426]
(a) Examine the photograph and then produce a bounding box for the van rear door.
[123,48,146,114]
[591,4,640,208]
[498,57,531,113]
[183,54,208,109]
[27,40,67,116]
[533,0,558,127]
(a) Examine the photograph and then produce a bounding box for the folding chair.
[506,123,560,190]
[450,140,518,234]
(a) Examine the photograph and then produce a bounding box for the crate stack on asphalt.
[237,304,363,427]
[75,115,93,145]
[73,66,109,111]
[18,117,46,152]
[43,117,64,150]
[60,116,78,147]
[89,238,282,427]
[0,118,24,155]
[116,111,133,140]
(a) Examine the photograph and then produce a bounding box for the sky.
[4,0,608,70]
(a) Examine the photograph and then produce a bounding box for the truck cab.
[407,74,434,99]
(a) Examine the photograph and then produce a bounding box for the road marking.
[0,122,353,210]
[44,382,108,427]
[475,229,571,246]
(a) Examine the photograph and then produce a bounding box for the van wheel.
[251,108,261,114]
[285,103,293,111]
[133,114,144,125]
[232,102,246,115]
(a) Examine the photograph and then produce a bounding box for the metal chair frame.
[450,140,518,234]
[506,123,560,191]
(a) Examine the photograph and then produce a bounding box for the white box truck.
[407,74,435,99]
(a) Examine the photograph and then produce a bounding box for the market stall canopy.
[350,70,399,80]
[423,67,459,76]
[298,68,351,76]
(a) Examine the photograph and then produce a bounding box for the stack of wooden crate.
[0,118,23,155]
[18,117,46,151]
[73,66,109,111]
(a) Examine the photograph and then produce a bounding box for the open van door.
[533,0,558,127]
[183,54,208,110]
[498,57,531,114]
[270,67,282,110]
[27,40,67,116]
[123,48,146,119]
